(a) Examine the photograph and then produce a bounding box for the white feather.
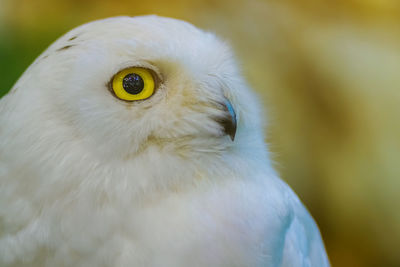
[0,15,329,266]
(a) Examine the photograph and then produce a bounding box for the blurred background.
[1,0,400,265]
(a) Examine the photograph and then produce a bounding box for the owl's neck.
[4,117,271,202]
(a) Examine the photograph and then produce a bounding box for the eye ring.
[111,67,155,101]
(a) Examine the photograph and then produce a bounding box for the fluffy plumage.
[0,15,329,266]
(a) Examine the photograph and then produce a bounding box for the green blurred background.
[1,0,400,266]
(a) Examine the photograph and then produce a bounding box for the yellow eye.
[112,67,155,101]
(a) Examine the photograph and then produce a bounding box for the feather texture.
[0,15,329,266]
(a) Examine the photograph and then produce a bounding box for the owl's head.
[8,16,265,163]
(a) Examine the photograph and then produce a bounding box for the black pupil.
[122,73,144,94]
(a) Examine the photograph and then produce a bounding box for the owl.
[0,16,329,266]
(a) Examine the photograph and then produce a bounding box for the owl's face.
[11,16,263,160]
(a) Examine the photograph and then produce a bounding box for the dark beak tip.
[229,132,236,141]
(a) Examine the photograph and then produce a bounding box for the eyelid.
[110,64,162,88]
[146,67,161,90]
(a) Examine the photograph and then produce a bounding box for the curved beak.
[220,99,237,141]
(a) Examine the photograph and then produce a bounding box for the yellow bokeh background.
[1,0,400,266]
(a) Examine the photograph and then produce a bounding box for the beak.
[220,99,237,141]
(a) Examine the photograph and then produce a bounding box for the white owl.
[0,16,329,266]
